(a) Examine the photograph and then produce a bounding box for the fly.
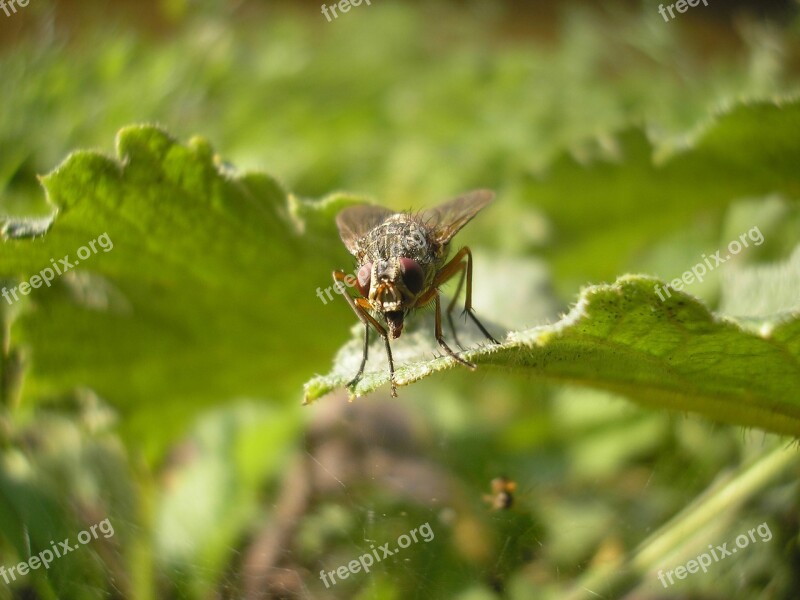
[483,477,517,511]
[333,189,500,397]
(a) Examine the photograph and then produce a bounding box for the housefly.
[333,189,500,397]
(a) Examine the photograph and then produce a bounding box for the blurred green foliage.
[0,1,799,599]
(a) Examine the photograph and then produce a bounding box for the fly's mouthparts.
[385,311,404,338]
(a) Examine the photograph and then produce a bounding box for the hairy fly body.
[333,189,499,396]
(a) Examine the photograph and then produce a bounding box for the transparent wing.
[419,189,495,245]
[335,204,395,254]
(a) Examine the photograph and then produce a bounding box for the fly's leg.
[349,323,370,388]
[333,270,397,397]
[433,246,500,346]
[445,260,467,349]
[434,292,475,368]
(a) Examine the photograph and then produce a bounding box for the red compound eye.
[356,263,372,297]
[399,258,424,295]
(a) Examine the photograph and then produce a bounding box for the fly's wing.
[335,204,395,255]
[418,189,495,245]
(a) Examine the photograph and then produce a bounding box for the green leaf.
[305,276,800,436]
[518,98,800,288]
[0,125,354,456]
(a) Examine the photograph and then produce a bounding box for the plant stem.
[563,442,800,599]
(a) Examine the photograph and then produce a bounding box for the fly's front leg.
[333,271,397,397]
[350,323,370,388]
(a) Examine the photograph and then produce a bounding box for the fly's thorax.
[361,214,434,263]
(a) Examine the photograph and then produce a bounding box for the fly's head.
[355,255,429,339]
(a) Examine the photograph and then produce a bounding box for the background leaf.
[1,2,799,598]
